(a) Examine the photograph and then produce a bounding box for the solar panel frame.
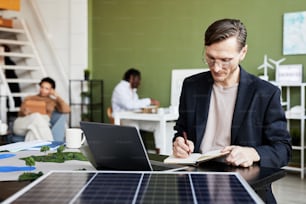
[3,170,264,204]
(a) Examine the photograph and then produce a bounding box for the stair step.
[6,79,40,83]
[1,18,47,113]
[11,92,37,97]
[0,52,35,58]
[0,27,25,34]
[1,65,40,70]
[0,39,30,46]
[8,107,20,112]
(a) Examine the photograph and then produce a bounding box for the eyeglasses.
[203,53,241,68]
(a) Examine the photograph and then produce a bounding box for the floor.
[272,171,306,204]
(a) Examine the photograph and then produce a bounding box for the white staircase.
[0,18,46,114]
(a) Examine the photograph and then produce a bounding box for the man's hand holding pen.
[172,133,259,167]
[172,132,194,158]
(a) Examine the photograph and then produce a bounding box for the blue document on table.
[0,140,51,152]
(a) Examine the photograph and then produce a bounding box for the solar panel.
[4,171,263,204]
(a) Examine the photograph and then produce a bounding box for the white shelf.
[283,166,304,172]
[292,146,305,150]
[286,115,306,120]
[275,82,305,179]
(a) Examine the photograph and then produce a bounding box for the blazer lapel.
[195,73,213,151]
[231,68,255,143]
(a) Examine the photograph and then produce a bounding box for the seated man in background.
[112,68,160,112]
[111,68,161,151]
[13,77,70,141]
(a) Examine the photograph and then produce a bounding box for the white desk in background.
[113,110,179,155]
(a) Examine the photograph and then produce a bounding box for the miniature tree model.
[25,157,35,168]
[19,156,43,181]
[40,146,50,155]
[57,145,65,153]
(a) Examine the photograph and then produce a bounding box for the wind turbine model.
[269,57,286,70]
[257,54,274,80]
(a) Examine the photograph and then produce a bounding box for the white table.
[0,148,95,181]
[113,111,179,155]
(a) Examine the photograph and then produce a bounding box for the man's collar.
[122,80,137,91]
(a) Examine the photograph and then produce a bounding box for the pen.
[183,131,191,155]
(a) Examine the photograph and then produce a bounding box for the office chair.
[106,107,114,124]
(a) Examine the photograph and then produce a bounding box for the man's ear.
[129,75,134,82]
[239,45,248,61]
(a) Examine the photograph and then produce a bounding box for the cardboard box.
[0,0,20,11]
[0,17,13,28]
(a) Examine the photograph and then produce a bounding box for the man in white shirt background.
[112,68,159,112]
[111,68,161,152]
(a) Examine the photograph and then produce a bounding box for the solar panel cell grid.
[75,173,140,203]
[4,171,262,204]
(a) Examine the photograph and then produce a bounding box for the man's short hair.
[123,68,141,81]
[39,77,56,89]
[205,18,247,51]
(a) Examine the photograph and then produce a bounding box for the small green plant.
[40,146,50,155]
[19,156,43,181]
[25,156,35,167]
[20,150,88,163]
[57,145,65,153]
[19,171,43,181]
[84,69,90,80]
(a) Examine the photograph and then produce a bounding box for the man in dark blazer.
[172,18,291,203]
[172,19,291,169]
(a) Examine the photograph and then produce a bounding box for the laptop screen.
[80,122,153,171]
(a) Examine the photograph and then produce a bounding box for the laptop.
[80,121,187,171]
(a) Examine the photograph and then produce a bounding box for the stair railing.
[28,0,68,87]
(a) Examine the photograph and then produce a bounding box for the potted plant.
[84,69,90,80]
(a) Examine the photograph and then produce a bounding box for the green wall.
[89,0,306,122]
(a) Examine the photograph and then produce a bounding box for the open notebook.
[164,149,229,165]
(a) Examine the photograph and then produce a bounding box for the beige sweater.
[200,83,238,153]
